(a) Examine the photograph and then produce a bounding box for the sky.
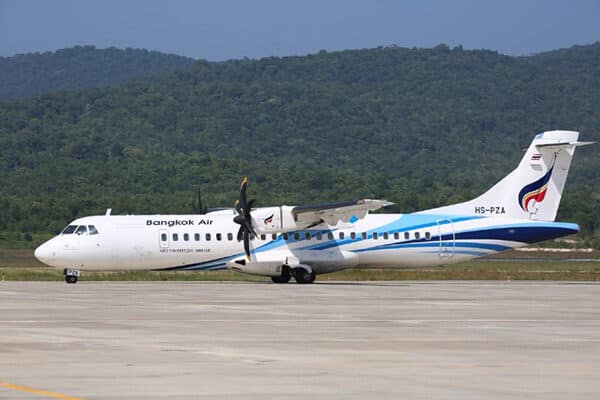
[1,0,599,60]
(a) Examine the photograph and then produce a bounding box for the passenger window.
[316,232,322,240]
[350,232,356,239]
[205,233,211,241]
[271,234,277,240]
[305,232,311,240]
[62,225,77,235]
[173,233,179,241]
[75,225,87,235]
[339,232,345,240]
[362,232,367,239]
[404,232,410,240]
[373,232,378,240]
[394,232,399,240]
[425,232,431,240]
[216,233,222,241]
[383,232,389,240]
[88,225,99,235]
[228,233,234,241]
[415,232,420,240]
[283,233,288,240]
[161,233,167,242]
[292,233,298,240]
[184,233,189,241]
[194,233,200,241]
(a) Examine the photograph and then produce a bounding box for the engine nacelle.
[250,206,301,234]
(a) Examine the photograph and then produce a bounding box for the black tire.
[65,275,78,284]
[294,269,316,284]
[271,266,291,283]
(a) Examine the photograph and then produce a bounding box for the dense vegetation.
[0,43,599,247]
[0,45,194,100]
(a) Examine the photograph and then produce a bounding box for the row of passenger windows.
[161,231,431,242]
[61,225,99,235]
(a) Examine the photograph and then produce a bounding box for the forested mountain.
[0,46,195,100]
[0,43,599,246]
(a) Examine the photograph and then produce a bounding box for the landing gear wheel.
[271,266,291,283]
[294,269,316,284]
[63,268,80,284]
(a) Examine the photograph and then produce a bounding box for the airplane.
[34,130,593,284]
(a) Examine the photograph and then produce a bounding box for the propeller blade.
[243,229,251,261]
[245,220,257,236]
[234,199,242,214]
[240,176,248,209]
[237,225,244,242]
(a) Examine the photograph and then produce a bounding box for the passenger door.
[436,219,455,258]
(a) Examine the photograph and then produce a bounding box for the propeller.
[233,177,256,261]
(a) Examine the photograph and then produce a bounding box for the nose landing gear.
[63,268,81,284]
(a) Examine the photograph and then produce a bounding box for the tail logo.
[518,166,553,212]
[264,214,274,225]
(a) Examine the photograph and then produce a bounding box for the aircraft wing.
[291,199,393,226]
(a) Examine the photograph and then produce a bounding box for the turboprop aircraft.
[35,130,593,283]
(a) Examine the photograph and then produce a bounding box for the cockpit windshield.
[62,225,77,234]
[61,224,99,235]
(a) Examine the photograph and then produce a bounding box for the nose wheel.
[63,268,81,284]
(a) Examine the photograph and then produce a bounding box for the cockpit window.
[62,225,77,235]
[88,225,99,235]
[75,225,88,235]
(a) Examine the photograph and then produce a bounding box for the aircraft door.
[159,229,170,249]
[437,219,455,258]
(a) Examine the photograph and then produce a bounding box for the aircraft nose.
[34,242,53,264]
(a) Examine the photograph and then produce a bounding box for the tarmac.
[0,281,599,399]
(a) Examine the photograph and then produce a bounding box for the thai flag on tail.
[531,154,542,161]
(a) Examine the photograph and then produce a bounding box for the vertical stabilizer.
[425,130,591,221]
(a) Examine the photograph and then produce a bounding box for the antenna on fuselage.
[197,190,208,214]
[105,208,112,216]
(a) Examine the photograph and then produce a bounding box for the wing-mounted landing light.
[233,177,257,261]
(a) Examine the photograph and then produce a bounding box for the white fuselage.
[34,210,579,276]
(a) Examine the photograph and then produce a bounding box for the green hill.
[0,45,195,100]
[0,43,599,246]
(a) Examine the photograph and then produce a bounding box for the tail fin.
[426,130,593,221]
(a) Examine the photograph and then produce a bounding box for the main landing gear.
[63,268,81,284]
[271,266,291,283]
[294,268,316,284]
[270,265,316,284]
